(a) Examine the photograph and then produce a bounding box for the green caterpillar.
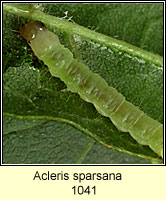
[20,21,163,158]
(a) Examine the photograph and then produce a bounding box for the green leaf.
[3,118,151,164]
[3,3,163,163]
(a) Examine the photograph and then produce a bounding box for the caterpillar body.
[20,21,163,158]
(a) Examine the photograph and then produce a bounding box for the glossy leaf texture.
[3,3,163,163]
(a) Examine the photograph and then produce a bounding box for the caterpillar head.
[19,20,60,58]
[20,21,46,42]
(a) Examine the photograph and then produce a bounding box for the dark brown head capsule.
[20,21,46,42]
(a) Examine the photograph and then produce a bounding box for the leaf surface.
[3,3,163,163]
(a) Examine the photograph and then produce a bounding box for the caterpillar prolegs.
[20,21,163,158]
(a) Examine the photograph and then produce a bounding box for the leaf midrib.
[3,4,163,67]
